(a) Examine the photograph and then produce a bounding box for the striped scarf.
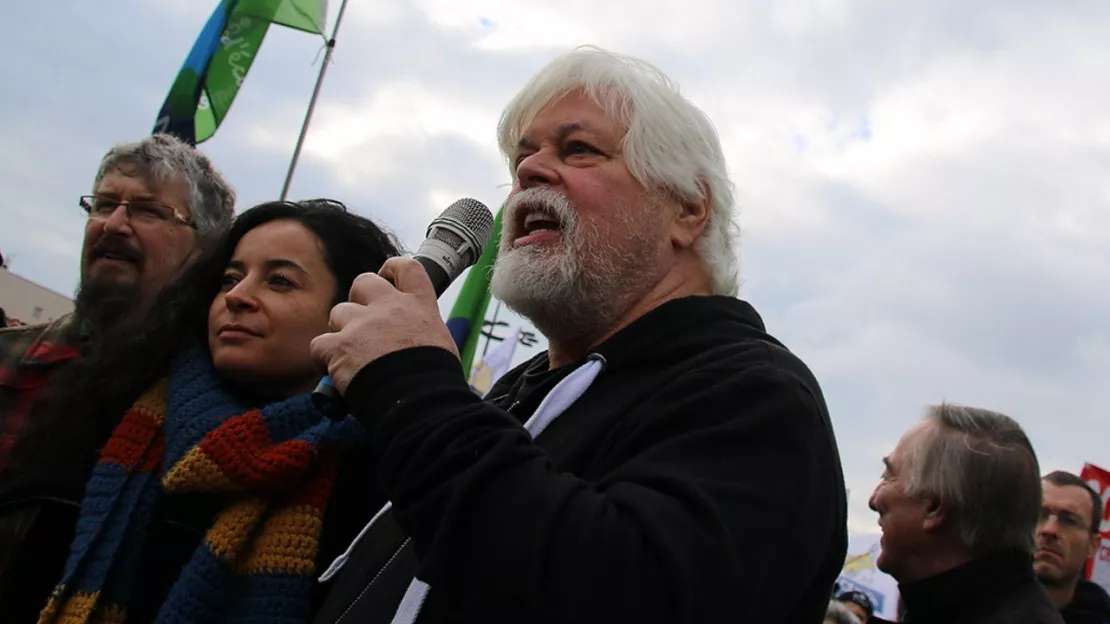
[38,346,363,624]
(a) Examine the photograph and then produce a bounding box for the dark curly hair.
[7,199,402,480]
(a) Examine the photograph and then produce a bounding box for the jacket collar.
[20,314,83,367]
[500,295,768,376]
[486,295,768,403]
[899,550,1037,619]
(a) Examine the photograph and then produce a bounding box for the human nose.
[515,148,562,190]
[1037,512,1061,537]
[101,204,135,236]
[223,279,261,313]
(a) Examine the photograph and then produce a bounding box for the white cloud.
[301,82,502,171]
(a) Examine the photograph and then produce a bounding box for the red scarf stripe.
[198,411,320,490]
[283,452,341,511]
[99,409,164,472]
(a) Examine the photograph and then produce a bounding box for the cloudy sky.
[3,0,1108,533]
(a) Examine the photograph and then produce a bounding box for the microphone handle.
[311,255,452,414]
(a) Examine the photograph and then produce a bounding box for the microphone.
[313,197,495,412]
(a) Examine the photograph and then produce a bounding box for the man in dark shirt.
[1035,471,1110,624]
[869,403,1063,624]
[310,45,847,623]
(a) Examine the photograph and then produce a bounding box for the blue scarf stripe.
[63,470,160,594]
[226,574,316,623]
[163,351,241,463]
[99,475,164,605]
[258,394,323,443]
[156,547,231,623]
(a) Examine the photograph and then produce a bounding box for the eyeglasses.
[1038,507,1093,533]
[80,195,193,227]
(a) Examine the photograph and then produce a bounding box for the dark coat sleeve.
[345,346,845,623]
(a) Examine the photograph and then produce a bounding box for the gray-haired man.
[869,403,1064,624]
[0,134,235,620]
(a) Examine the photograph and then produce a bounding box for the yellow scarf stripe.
[131,380,168,426]
[204,498,268,560]
[236,504,324,576]
[162,446,239,493]
[38,590,126,624]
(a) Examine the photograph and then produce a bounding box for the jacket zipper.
[334,537,412,624]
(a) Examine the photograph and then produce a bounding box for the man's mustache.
[90,237,144,264]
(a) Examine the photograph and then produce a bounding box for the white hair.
[496,45,740,296]
[95,134,235,244]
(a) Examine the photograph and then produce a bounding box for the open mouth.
[512,210,563,246]
[523,211,560,234]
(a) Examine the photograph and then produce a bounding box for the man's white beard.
[491,187,654,346]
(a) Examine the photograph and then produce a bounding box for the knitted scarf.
[38,346,363,624]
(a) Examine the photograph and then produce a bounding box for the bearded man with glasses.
[1035,471,1110,624]
[0,133,235,616]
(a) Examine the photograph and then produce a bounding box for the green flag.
[238,0,328,33]
[154,0,328,145]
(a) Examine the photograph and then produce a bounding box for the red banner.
[1080,463,1110,592]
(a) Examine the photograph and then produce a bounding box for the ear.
[669,185,712,250]
[922,496,949,532]
[1088,533,1102,560]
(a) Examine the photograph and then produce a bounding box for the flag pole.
[482,299,503,358]
[279,0,350,200]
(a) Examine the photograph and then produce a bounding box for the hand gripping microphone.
[312,198,495,412]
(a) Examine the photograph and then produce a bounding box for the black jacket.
[1062,579,1110,624]
[899,550,1065,624]
[314,296,848,623]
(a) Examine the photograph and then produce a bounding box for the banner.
[836,533,901,621]
[1080,462,1110,592]
[154,0,328,145]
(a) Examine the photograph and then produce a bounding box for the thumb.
[379,257,436,298]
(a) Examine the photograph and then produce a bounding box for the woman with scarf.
[24,199,401,623]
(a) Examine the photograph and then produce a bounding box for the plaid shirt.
[0,316,81,473]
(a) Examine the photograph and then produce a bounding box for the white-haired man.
[311,46,847,623]
[869,403,1064,624]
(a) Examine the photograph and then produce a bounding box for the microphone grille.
[432,198,495,264]
[445,197,495,241]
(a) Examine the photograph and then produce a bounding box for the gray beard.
[491,186,663,349]
[491,230,652,347]
[492,245,613,342]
